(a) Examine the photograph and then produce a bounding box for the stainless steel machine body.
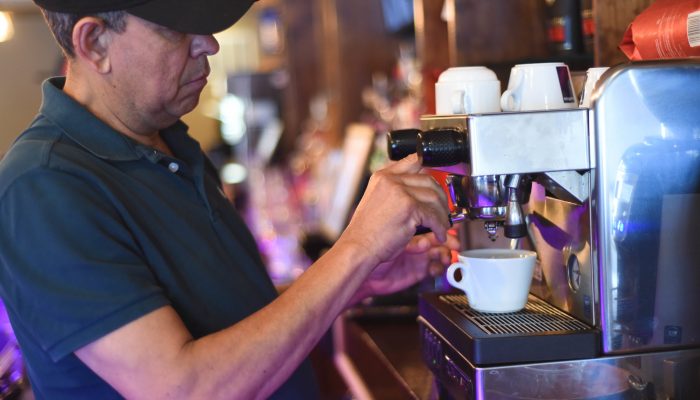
[416,60,700,399]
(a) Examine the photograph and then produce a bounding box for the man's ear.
[71,17,113,74]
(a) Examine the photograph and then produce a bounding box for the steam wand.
[504,174,528,239]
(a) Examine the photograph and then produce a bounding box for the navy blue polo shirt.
[0,78,318,399]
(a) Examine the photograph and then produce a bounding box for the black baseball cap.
[33,0,257,35]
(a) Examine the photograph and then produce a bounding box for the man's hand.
[352,232,460,301]
[338,154,452,269]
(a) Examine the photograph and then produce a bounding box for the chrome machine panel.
[594,60,700,353]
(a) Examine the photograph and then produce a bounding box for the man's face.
[104,15,219,133]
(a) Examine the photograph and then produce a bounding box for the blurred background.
[0,0,656,398]
[0,0,651,284]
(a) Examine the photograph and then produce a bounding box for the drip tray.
[445,294,592,335]
[418,292,600,366]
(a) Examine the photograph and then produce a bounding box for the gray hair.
[40,9,128,58]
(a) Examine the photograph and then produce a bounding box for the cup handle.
[462,93,472,114]
[500,88,519,111]
[501,71,523,111]
[446,263,467,291]
[450,90,466,114]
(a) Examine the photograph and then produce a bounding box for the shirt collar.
[39,77,192,162]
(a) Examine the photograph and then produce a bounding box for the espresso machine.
[388,60,700,399]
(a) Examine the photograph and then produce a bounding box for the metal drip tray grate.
[440,294,591,335]
[419,292,599,365]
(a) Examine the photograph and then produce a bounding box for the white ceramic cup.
[446,248,537,313]
[435,66,501,115]
[579,67,610,108]
[500,62,577,111]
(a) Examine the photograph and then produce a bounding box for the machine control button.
[566,253,581,292]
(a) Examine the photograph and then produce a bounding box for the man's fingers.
[409,230,459,247]
[444,232,461,251]
[405,235,431,253]
[429,261,445,278]
[386,153,422,174]
[404,235,455,270]
[398,175,449,205]
[343,151,455,264]
[403,184,449,212]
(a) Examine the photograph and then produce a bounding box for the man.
[0,1,457,399]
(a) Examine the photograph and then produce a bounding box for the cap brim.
[127,0,255,35]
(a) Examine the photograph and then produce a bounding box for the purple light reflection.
[475,370,485,399]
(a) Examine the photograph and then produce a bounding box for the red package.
[620,0,700,60]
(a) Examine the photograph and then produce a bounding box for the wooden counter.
[333,309,437,400]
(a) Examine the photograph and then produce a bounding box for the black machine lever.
[386,128,421,161]
[417,128,468,167]
[387,128,468,166]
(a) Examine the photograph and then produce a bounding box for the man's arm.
[75,154,453,399]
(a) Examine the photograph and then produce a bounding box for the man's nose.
[191,34,220,57]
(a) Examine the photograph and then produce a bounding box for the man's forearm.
[167,239,375,399]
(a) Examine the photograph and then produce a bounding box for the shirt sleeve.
[0,166,169,361]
